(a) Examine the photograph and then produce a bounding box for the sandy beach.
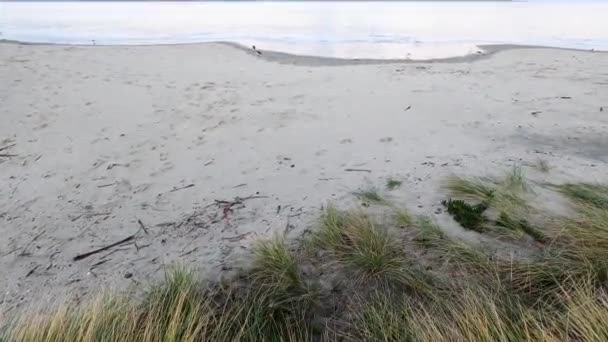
[1,42,607,315]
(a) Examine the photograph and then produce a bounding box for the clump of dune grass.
[352,281,550,342]
[313,205,427,290]
[445,168,537,239]
[5,294,141,342]
[220,239,317,341]
[413,216,445,247]
[442,199,487,232]
[392,207,412,227]
[445,176,496,202]
[504,165,530,193]
[552,204,608,276]
[353,186,386,204]
[252,237,303,291]
[558,183,608,209]
[552,278,608,340]
[385,178,402,191]
[6,268,214,342]
[496,212,546,243]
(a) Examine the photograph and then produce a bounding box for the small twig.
[179,247,198,257]
[222,232,254,242]
[87,212,111,217]
[19,230,46,256]
[26,265,40,277]
[46,251,60,270]
[0,143,16,152]
[73,234,136,261]
[170,183,195,192]
[177,212,199,229]
[345,168,372,173]
[69,214,84,222]
[214,195,268,206]
[404,105,412,111]
[133,241,151,251]
[0,154,18,158]
[97,182,117,188]
[66,278,81,285]
[238,195,269,201]
[137,218,149,235]
[90,259,109,269]
[233,183,247,188]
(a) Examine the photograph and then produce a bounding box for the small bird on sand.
[252,45,262,56]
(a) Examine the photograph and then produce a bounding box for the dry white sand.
[1,42,607,314]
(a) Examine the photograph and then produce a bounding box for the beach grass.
[557,183,608,209]
[392,207,412,227]
[353,186,386,204]
[385,178,402,191]
[5,178,608,342]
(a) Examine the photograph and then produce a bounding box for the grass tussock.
[558,183,608,209]
[353,186,386,204]
[504,165,530,193]
[7,180,608,342]
[385,178,402,191]
[442,199,487,232]
[313,206,425,289]
[445,167,538,240]
[444,176,495,202]
[393,207,412,227]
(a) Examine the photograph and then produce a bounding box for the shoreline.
[1,38,605,66]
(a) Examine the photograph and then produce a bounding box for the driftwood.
[26,265,40,277]
[0,143,16,152]
[137,218,149,235]
[345,168,372,173]
[170,184,195,192]
[73,234,135,261]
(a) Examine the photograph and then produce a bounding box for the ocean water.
[1,1,607,59]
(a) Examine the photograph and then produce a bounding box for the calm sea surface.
[1,1,607,59]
